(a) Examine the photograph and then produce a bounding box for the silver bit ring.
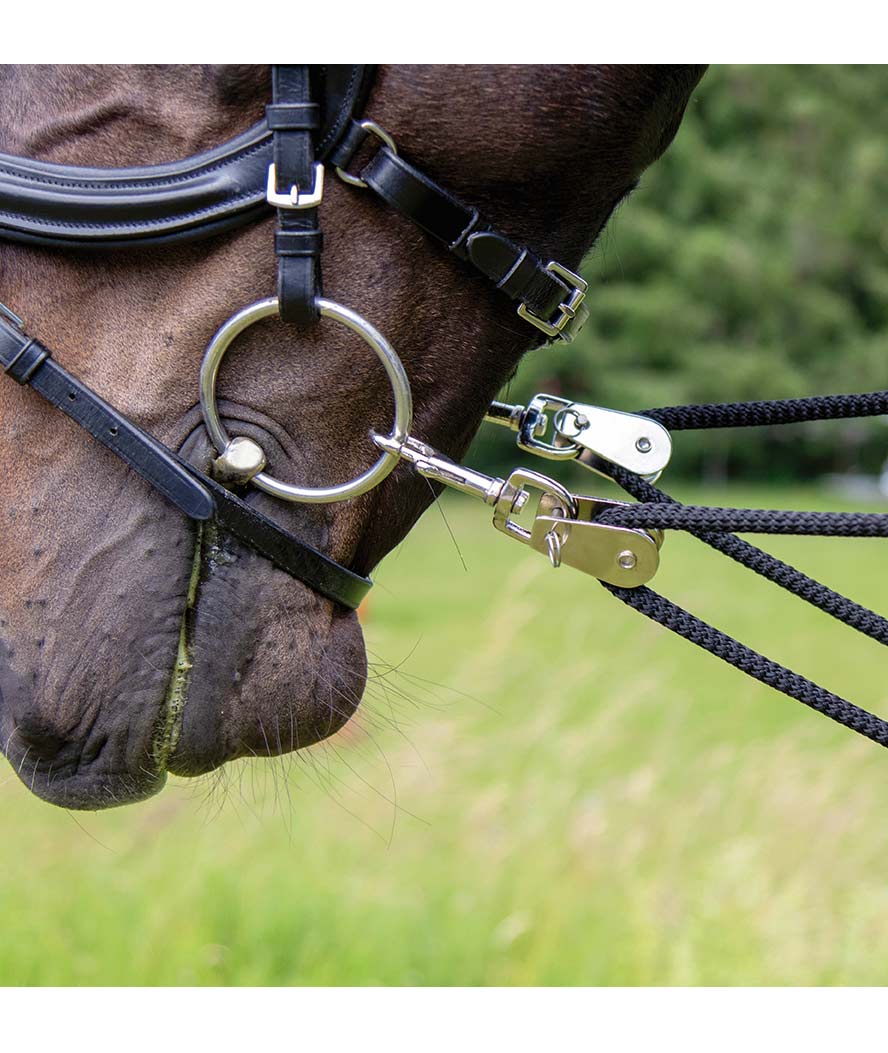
[199,297,413,504]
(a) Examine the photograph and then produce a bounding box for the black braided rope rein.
[596,389,888,747]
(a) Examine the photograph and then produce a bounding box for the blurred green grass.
[3,484,888,986]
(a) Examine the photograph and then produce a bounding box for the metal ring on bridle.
[199,297,413,504]
[335,121,398,189]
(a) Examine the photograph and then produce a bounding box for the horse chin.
[164,545,368,778]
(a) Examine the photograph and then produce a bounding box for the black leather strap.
[358,144,577,327]
[314,65,375,158]
[0,312,214,521]
[271,65,320,326]
[0,66,376,250]
[0,309,371,609]
[197,469,371,609]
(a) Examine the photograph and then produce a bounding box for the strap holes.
[108,425,119,437]
[67,391,77,401]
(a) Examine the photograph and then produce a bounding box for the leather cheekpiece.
[272,65,320,326]
[361,146,575,326]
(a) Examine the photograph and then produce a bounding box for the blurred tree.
[474,65,888,481]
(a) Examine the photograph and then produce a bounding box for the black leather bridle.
[0,64,588,609]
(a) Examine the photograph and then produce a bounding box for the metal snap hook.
[199,297,413,504]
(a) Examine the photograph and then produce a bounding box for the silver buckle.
[517,260,589,343]
[265,162,325,209]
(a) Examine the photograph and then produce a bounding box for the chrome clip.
[485,395,577,461]
[265,162,325,209]
[486,394,672,482]
[373,434,661,587]
[492,472,661,587]
[553,402,672,482]
[371,433,528,510]
[527,493,662,587]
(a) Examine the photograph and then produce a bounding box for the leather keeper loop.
[277,256,321,325]
[466,230,526,284]
[2,338,49,384]
[265,102,321,131]
[275,229,324,256]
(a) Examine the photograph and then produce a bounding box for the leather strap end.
[465,230,527,287]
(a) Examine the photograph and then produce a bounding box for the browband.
[0,65,376,249]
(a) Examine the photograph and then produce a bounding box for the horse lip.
[14,757,168,810]
[148,517,206,777]
[0,702,170,810]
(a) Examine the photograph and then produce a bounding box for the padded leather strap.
[0,310,371,609]
[0,66,376,250]
[271,65,320,326]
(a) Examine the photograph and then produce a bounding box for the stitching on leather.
[0,191,265,232]
[0,135,270,192]
[317,65,364,156]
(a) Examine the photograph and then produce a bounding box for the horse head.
[0,64,705,807]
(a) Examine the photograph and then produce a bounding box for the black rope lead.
[642,389,888,431]
[604,502,888,537]
[594,389,888,747]
[602,581,888,748]
[605,467,888,646]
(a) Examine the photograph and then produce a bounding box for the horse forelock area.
[0,64,705,807]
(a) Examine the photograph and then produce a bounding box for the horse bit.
[2,65,888,750]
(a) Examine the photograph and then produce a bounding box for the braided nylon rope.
[595,390,888,745]
[610,468,888,646]
[602,503,888,536]
[642,390,888,431]
[602,582,888,747]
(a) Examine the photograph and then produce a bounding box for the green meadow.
[2,483,888,986]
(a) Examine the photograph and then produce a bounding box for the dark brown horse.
[0,64,705,808]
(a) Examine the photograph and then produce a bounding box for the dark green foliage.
[475,65,888,481]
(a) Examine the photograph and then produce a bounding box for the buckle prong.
[266,162,325,210]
